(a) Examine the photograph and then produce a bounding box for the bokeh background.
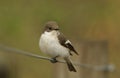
[0,0,119,78]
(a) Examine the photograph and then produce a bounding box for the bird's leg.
[50,56,59,63]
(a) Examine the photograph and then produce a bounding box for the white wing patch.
[65,40,71,44]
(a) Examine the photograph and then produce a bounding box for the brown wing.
[58,33,78,55]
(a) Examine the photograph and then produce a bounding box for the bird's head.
[44,21,60,32]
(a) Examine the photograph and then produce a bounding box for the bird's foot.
[50,58,58,63]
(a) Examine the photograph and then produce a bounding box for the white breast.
[39,31,69,58]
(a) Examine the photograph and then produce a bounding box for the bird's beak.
[55,28,60,30]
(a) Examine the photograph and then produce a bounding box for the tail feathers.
[64,58,76,72]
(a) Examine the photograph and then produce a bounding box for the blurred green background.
[0,0,119,78]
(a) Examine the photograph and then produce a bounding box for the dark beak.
[54,28,60,30]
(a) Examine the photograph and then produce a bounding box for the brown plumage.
[64,57,76,72]
[40,21,78,72]
[58,33,79,55]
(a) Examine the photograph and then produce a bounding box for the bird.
[39,21,78,72]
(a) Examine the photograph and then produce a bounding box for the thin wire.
[0,44,115,71]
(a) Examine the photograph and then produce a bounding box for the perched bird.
[39,21,78,72]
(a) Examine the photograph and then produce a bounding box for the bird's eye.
[49,27,52,30]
